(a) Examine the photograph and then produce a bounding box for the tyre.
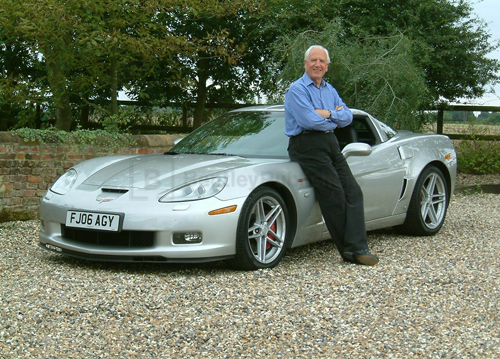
[230,186,289,270]
[397,165,449,236]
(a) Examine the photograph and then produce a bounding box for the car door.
[343,115,407,222]
[348,142,406,222]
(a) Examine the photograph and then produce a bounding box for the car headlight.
[50,168,78,195]
[159,177,228,202]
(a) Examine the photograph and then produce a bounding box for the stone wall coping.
[0,131,184,147]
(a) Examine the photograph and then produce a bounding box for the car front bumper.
[39,190,246,263]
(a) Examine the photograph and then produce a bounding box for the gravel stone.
[1,193,499,358]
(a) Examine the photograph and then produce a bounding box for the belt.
[297,129,334,135]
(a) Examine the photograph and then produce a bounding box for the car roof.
[233,105,368,116]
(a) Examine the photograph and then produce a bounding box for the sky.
[470,0,500,106]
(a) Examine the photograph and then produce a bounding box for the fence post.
[182,105,188,128]
[437,109,444,134]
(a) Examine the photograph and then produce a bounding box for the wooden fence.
[118,101,247,134]
[118,102,500,140]
[434,104,500,141]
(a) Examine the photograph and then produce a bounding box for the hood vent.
[96,188,129,204]
[102,188,129,194]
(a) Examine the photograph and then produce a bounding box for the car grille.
[61,225,155,248]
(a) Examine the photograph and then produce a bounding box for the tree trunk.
[80,103,90,129]
[0,104,13,131]
[193,58,209,129]
[35,103,42,129]
[44,47,73,131]
[110,44,119,116]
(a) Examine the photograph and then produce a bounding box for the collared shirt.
[284,72,353,136]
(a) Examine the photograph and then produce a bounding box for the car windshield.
[169,111,289,158]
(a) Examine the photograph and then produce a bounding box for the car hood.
[80,154,254,190]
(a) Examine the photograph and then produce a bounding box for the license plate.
[66,211,123,232]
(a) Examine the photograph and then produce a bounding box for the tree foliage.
[336,0,500,104]
[270,21,428,130]
[0,0,260,130]
[127,0,264,128]
[259,0,499,129]
[0,0,499,131]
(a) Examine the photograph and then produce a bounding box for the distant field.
[423,123,500,136]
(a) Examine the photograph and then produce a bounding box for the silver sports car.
[39,105,457,269]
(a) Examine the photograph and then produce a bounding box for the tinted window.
[170,111,289,158]
[352,117,378,146]
[372,117,397,141]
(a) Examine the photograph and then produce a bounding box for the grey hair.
[304,45,331,64]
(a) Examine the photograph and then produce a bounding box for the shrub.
[13,127,136,153]
[455,119,500,174]
[457,139,500,174]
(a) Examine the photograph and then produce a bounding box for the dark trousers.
[288,132,369,255]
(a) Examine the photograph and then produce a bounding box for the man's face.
[304,48,329,85]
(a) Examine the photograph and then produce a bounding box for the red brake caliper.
[266,211,275,249]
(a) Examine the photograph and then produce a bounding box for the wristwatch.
[327,110,332,118]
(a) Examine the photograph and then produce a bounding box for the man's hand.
[315,109,331,119]
[315,105,345,119]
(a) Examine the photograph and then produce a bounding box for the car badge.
[96,197,116,204]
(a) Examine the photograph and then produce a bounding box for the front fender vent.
[399,178,408,200]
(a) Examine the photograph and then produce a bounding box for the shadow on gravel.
[43,253,233,274]
[41,230,399,275]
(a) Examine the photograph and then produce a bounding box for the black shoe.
[353,250,379,266]
[342,255,356,264]
[343,250,379,266]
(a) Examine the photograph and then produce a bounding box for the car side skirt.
[365,214,406,231]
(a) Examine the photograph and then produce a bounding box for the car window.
[170,111,290,158]
[372,117,397,141]
[352,117,379,146]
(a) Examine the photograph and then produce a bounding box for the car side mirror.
[342,143,372,159]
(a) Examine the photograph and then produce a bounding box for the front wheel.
[397,165,449,236]
[230,187,289,270]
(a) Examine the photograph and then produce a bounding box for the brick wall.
[0,132,182,222]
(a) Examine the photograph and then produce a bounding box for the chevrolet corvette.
[39,105,457,269]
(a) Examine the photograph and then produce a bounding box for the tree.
[1,0,250,131]
[270,21,428,130]
[126,0,265,129]
[254,0,343,97]
[2,0,498,132]
[477,111,490,122]
[0,6,48,130]
[483,112,500,125]
[257,0,499,129]
[336,0,500,105]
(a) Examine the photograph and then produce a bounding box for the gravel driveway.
[1,193,499,358]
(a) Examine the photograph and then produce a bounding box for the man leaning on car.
[284,45,379,266]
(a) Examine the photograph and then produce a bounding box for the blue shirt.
[284,72,353,136]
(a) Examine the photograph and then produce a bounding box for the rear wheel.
[397,165,449,236]
[230,187,289,270]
